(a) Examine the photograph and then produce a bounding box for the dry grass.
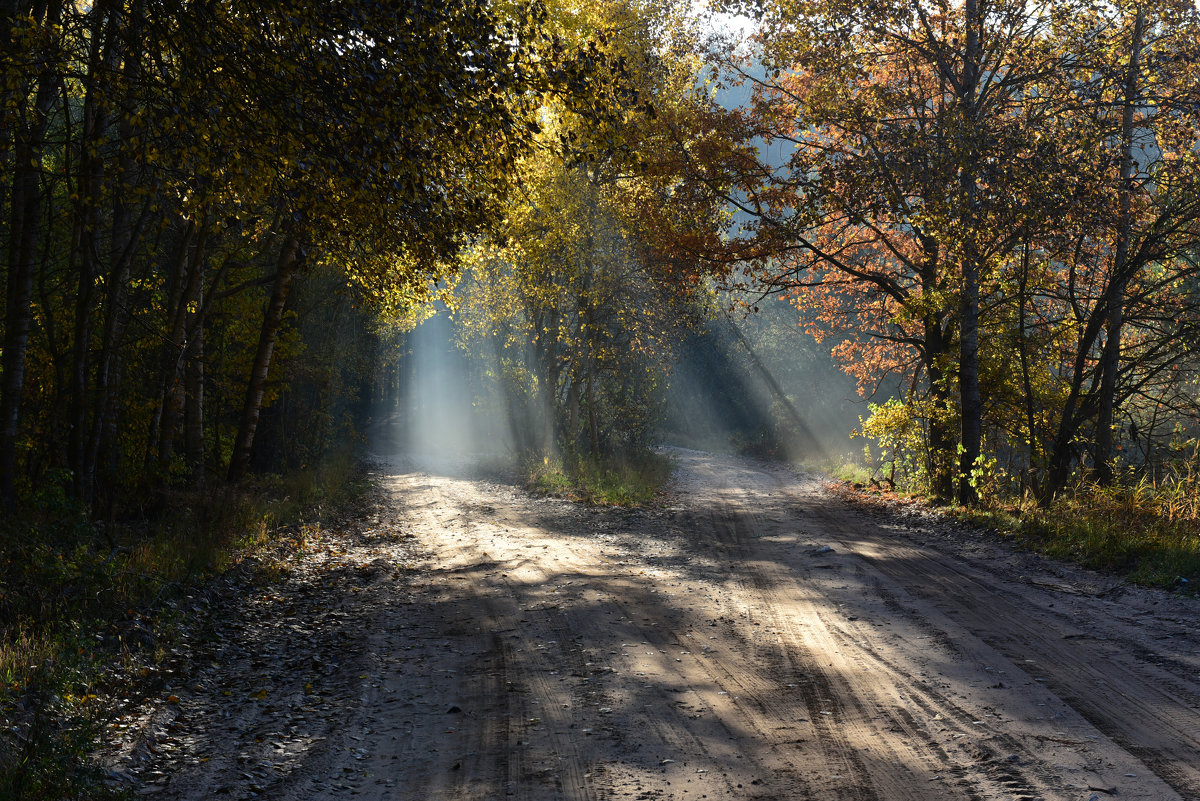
[959,466,1200,592]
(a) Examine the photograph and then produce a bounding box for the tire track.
[806,501,1200,798]
[125,450,1197,801]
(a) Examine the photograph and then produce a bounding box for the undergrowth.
[527,450,674,506]
[826,460,876,488]
[836,411,1200,592]
[0,446,366,800]
[957,472,1200,593]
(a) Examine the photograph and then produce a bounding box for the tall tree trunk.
[532,301,562,456]
[567,374,580,451]
[85,0,148,508]
[70,5,113,499]
[956,0,983,506]
[0,154,42,510]
[958,262,982,505]
[1093,5,1145,485]
[85,196,148,508]
[586,359,599,455]
[542,362,560,456]
[496,335,530,453]
[145,221,194,467]
[184,286,206,485]
[228,233,301,482]
[1041,307,1107,502]
[918,236,954,502]
[97,353,125,522]
[1017,240,1039,489]
[924,317,954,502]
[0,2,63,508]
[149,220,208,471]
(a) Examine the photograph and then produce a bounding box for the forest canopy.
[0,0,657,511]
[4,0,1200,513]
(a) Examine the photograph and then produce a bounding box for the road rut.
[115,449,1200,800]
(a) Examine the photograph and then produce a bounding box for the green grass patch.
[826,460,875,487]
[0,445,368,800]
[527,451,674,506]
[955,480,1200,594]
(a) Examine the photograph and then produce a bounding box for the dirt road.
[113,449,1200,800]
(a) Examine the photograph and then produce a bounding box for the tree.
[1,1,67,510]
[456,150,710,456]
[711,0,1200,503]
[714,0,1089,501]
[451,0,727,458]
[1046,1,1200,493]
[0,0,639,508]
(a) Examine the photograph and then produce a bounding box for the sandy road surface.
[114,449,1200,800]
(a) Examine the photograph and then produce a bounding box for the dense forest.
[3,0,1200,796]
[720,0,1200,506]
[0,0,739,512]
[5,0,1200,519]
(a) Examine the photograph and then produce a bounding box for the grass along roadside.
[825,459,1199,594]
[0,448,369,800]
[527,450,675,506]
[956,479,1200,594]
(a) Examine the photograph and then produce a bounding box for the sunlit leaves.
[718,0,1200,498]
[449,0,724,454]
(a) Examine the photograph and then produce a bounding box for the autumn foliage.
[713,0,1200,504]
[0,0,637,511]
